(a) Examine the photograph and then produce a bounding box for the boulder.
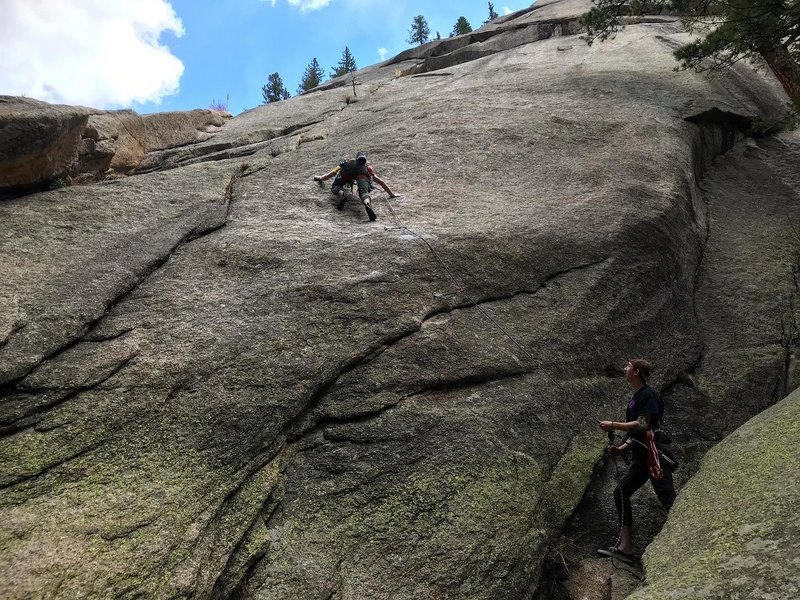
[627,384,800,600]
[0,98,231,195]
[0,96,95,193]
[83,109,228,174]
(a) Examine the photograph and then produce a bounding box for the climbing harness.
[608,432,677,470]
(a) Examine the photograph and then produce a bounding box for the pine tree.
[298,58,325,94]
[407,15,430,46]
[262,73,290,104]
[331,46,358,78]
[485,2,499,23]
[582,0,800,105]
[452,16,473,37]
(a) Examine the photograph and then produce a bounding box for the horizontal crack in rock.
[0,440,104,490]
[421,256,609,326]
[134,121,325,173]
[0,352,139,437]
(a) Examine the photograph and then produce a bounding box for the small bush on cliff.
[209,97,228,112]
[48,176,71,190]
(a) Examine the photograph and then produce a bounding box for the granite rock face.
[544,129,800,600]
[1,1,798,599]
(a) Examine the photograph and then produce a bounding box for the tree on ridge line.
[298,57,325,94]
[452,16,473,37]
[407,15,430,46]
[331,47,358,79]
[485,2,500,23]
[262,73,290,104]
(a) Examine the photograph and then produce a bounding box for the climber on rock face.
[313,151,397,221]
[597,358,677,565]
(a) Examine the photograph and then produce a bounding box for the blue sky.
[1,1,533,115]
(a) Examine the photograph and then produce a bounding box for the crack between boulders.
[0,440,104,491]
[0,352,139,438]
[501,431,584,596]
[535,125,774,599]
[781,226,800,398]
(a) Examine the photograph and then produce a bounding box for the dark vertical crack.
[210,486,285,600]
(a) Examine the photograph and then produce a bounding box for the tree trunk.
[760,44,800,102]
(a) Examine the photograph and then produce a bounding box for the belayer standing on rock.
[313,151,397,221]
[597,358,677,565]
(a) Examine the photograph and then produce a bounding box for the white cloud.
[377,47,388,61]
[263,0,333,10]
[0,0,184,109]
[503,6,513,14]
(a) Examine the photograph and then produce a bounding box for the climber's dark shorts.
[332,176,370,201]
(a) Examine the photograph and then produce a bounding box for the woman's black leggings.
[614,455,676,527]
